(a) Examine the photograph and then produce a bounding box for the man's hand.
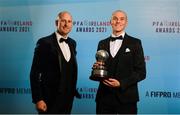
[103,78,120,88]
[92,61,105,69]
[36,100,47,112]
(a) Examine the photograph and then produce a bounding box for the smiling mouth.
[63,27,70,30]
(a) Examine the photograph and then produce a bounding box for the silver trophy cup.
[90,50,109,81]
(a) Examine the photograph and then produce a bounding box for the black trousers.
[39,95,74,114]
[96,100,137,114]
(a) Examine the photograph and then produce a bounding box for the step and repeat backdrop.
[0,0,180,114]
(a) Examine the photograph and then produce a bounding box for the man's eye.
[113,18,118,20]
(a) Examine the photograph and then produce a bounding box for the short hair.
[111,10,127,20]
[56,11,72,20]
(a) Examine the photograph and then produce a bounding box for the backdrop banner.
[0,0,180,114]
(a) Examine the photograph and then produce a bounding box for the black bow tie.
[110,36,123,41]
[59,38,69,43]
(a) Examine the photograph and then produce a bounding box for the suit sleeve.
[30,39,45,103]
[97,40,106,51]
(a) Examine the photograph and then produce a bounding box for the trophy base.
[89,74,108,81]
[90,69,108,81]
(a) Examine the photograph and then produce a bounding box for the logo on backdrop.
[0,20,32,32]
[0,87,97,99]
[77,87,97,99]
[145,90,180,99]
[0,87,31,95]
[152,20,180,33]
[73,20,110,33]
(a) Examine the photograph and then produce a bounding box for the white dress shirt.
[110,32,125,57]
[55,32,71,62]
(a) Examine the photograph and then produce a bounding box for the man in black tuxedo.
[93,10,146,114]
[30,11,80,114]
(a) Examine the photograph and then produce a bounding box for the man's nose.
[117,19,121,23]
[64,22,68,26]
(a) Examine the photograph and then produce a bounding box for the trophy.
[90,50,109,81]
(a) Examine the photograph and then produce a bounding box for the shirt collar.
[111,31,125,38]
[55,31,68,42]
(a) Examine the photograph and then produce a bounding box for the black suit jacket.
[95,33,146,103]
[30,33,78,104]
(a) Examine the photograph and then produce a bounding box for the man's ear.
[55,20,58,27]
[125,19,128,27]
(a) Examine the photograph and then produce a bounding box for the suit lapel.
[106,35,128,57]
[51,34,77,73]
[51,33,63,72]
[116,33,130,54]
[68,38,77,66]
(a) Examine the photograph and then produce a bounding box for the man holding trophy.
[90,10,146,114]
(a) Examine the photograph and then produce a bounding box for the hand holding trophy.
[90,50,109,81]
